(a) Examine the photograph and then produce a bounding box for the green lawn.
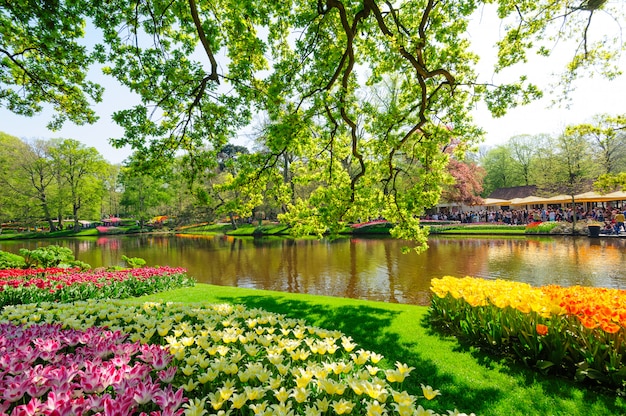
[136,284,625,416]
[0,228,99,240]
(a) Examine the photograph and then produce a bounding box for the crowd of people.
[427,205,626,234]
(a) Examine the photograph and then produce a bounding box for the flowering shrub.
[0,267,194,307]
[0,322,186,415]
[0,299,472,416]
[429,276,626,388]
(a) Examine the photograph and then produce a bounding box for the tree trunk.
[571,196,577,234]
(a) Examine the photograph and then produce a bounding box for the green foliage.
[0,251,25,269]
[2,1,624,244]
[0,2,103,129]
[122,255,147,269]
[18,245,89,269]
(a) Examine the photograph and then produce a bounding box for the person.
[614,210,625,234]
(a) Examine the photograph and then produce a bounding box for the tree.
[480,145,521,196]
[536,128,599,231]
[0,132,33,226]
[569,114,626,175]
[0,2,103,129]
[119,168,172,228]
[102,163,122,219]
[48,139,107,230]
[2,1,623,248]
[8,139,59,231]
[508,134,547,186]
[441,158,486,207]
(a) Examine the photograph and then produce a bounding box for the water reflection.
[1,234,625,306]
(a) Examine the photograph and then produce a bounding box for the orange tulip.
[536,324,548,336]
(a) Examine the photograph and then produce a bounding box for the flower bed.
[429,276,626,388]
[0,322,185,415]
[524,221,559,234]
[0,267,194,307]
[0,300,469,416]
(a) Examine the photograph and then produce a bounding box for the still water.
[2,234,626,306]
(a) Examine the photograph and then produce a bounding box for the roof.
[487,185,537,200]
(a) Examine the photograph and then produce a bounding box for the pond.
[2,234,626,306]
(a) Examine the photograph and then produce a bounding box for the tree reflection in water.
[1,234,625,306]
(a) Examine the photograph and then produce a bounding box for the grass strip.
[135,284,626,416]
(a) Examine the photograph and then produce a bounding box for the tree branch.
[188,0,219,82]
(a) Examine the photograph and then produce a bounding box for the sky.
[1,4,624,165]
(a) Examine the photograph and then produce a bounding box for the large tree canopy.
[1,0,623,248]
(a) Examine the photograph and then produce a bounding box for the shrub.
[122,255,147,268]
[18,245,89,269]
[0,250,25,269]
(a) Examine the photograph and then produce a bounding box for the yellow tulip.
[230,393,248,409]
[291,386,309,403]
[421,384,441,400]
[331,399,355,414]
[366,400,386,416]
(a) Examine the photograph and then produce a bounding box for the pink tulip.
[10,397,42,416]
[2,381,24,402]
[132,378,159,405]
[139,345,172,371]
[157,367,177,383]
[152,385,187,410]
